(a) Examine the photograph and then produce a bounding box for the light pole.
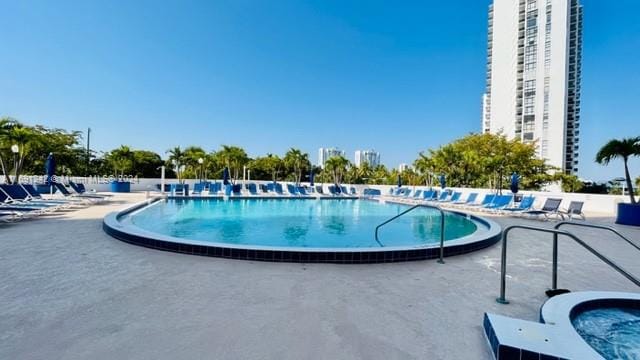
[11,144,19,184]
[198,158,204,183]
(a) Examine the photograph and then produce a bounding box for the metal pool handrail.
[497,225,640,304]
[554,221,640,252]
[374,203,446,264]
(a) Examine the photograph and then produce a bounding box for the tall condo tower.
[482,0,583,174]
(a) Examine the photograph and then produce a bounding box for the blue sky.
[0,0,638,181]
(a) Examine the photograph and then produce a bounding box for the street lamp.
[198,158,204,183]
[11,144,19,183]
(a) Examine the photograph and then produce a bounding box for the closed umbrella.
[397,174,402,187]
[439,174,446,189]
[222,167,230,185]
[45,153,56,185]
[510,172,520,194]
[309,169,314,187]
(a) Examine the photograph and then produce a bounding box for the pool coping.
[103,196,502,263]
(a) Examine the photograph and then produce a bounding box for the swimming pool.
[103,197,501,263]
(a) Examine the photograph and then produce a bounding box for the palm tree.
[108,145,133,179]
[596,136,640,204]
[284,148,310,185]
[167,146,187,183]
[324,155,349,185]
[215,145,249,183]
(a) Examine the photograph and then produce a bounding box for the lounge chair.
[315,185,324,194]
[53,183,104,201]
[559,201,585,220]
[422,190,435,201]
[440,192,462,203]
[0,184,70,210]
[452,192,477,206]
[482,195,513,211]
[523,198,564,220]
[192,183,205,195]
[432,191,449,202]
[350,187,357,195]
[274,183,284,195]
[69,181,112,197]
[247,183,258,195]
[412,190,423,199]
[286,184,299,196]
[501,196,535,214]
[465,194,496,209]
[298,186,312,196]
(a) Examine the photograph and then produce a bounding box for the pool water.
[572,307,640,359]
[129,198,480,249]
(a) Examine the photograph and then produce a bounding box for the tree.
[283,148,310,185]
[106,145,134,178]
[415,133,555,191]
[214,145,249,184]
[250,154,283,182]
[596,137,640,204]
[558,174,583,193]
[132,150,163,178]
[167,146,187,183]
[324,155,349,185]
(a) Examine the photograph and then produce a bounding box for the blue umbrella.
[222,167,230,185]
[309,169,314,187]
[510,172,520,194]
[439,174,446,189]
[397,174,402,187]
[45,153,56,184]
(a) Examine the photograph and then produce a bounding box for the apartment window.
[523,121,535,131]
[524,105,535,115]
[527,0,537,11]
[541,140,548,156]
[525,80,536,89]
[525,62,536,71]
[523,132,534,141]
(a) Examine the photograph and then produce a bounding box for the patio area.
[1,193,639,359]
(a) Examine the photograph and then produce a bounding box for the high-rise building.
[354,150,380,168]
[317,147,345,168]
[482,0,583,174]
[398,163,413,172]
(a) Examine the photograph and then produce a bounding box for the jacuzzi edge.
[103,196,503,263]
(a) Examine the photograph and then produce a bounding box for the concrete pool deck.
[1,193,639,360]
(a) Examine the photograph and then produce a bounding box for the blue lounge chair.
[466,194,496,209]
[422,190,435,200]
[247,183,258,195]
[0,185,69,210]
[350,187,356,195]
[287,184,299,196]
[340,186,350,196]
[440,192,461,203]
[482,195,513,211]
[432,191,449,202]
[452,192,477,206]
[501,196,535,214]
[412,190,423,199]
[53,183,104,201]
[315,185,324,194]
[275,183,284,195]
[69,181,112,197]
[192,183,205,195]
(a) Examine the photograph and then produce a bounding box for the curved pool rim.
[540,291,640,359]
[103,197,502,263]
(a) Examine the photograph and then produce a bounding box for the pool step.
[483,313,599,359]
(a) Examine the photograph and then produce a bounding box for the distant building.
[354,150,380,168]
[318,147,345,168]
[482,0,583,175]
[398,163,413,172]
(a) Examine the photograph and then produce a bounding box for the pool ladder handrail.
[497,224,640,304]
[374,203,446,264]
